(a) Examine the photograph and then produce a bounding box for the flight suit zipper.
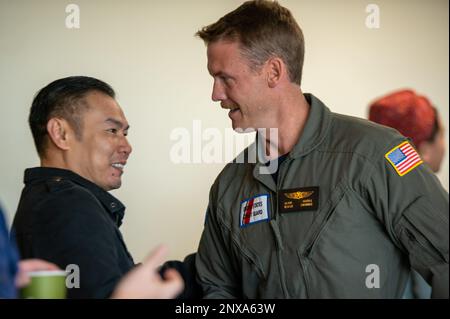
[298,257,311,298]
[272,158,290,298]
[276,157,314,298]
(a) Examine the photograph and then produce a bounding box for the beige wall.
[0,0,448,262]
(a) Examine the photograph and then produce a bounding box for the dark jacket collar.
[24,167,126,226]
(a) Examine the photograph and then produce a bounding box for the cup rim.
[27,270,67,277]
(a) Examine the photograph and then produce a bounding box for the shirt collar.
[288,93,332,158]
[24,167,126,226]
[252,93,332,191]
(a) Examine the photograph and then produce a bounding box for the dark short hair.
[29,76,115,157]
[196,0,305,85]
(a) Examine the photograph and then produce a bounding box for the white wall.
[0,0,448,262]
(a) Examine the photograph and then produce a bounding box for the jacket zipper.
[274,158,291,298]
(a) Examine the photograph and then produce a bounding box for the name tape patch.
[240,194,270,228]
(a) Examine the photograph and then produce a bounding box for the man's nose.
[211,80,226,102]
[120,136,132,156]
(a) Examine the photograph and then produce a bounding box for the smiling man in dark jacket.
[13,76,136,298]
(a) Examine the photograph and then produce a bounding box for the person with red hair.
[369,89,445,173]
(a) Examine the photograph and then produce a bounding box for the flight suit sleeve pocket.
[396,196,448,269]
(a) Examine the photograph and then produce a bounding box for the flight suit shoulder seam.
[316,148,379,168]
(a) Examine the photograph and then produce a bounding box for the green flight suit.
[196,94,449,298]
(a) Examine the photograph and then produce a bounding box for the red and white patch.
[240,194,270,228]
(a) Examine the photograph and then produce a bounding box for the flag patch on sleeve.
[240,194,270,228]
[385,141,423,176]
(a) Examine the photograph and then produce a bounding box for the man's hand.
[16,259,61,288]
[112,245,184,299]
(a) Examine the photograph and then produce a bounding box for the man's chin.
[105,180,122,191]
[232,123,256,133]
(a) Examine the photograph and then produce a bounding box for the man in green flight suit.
[194,0,449,298]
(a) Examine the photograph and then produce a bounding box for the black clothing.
[12,167,135,298]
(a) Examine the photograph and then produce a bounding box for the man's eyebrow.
[210,70,234,79]
[208,63,229,78]
[105,118,130,130]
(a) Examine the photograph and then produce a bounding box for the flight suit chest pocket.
[230,195,273,285]
[299,182,349,257]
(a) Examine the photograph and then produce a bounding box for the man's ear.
[46,118,71,151]
[266,57,284,88]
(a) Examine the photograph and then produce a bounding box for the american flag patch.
[385,141,423,176]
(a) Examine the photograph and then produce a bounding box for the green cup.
[20,270,67,299]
